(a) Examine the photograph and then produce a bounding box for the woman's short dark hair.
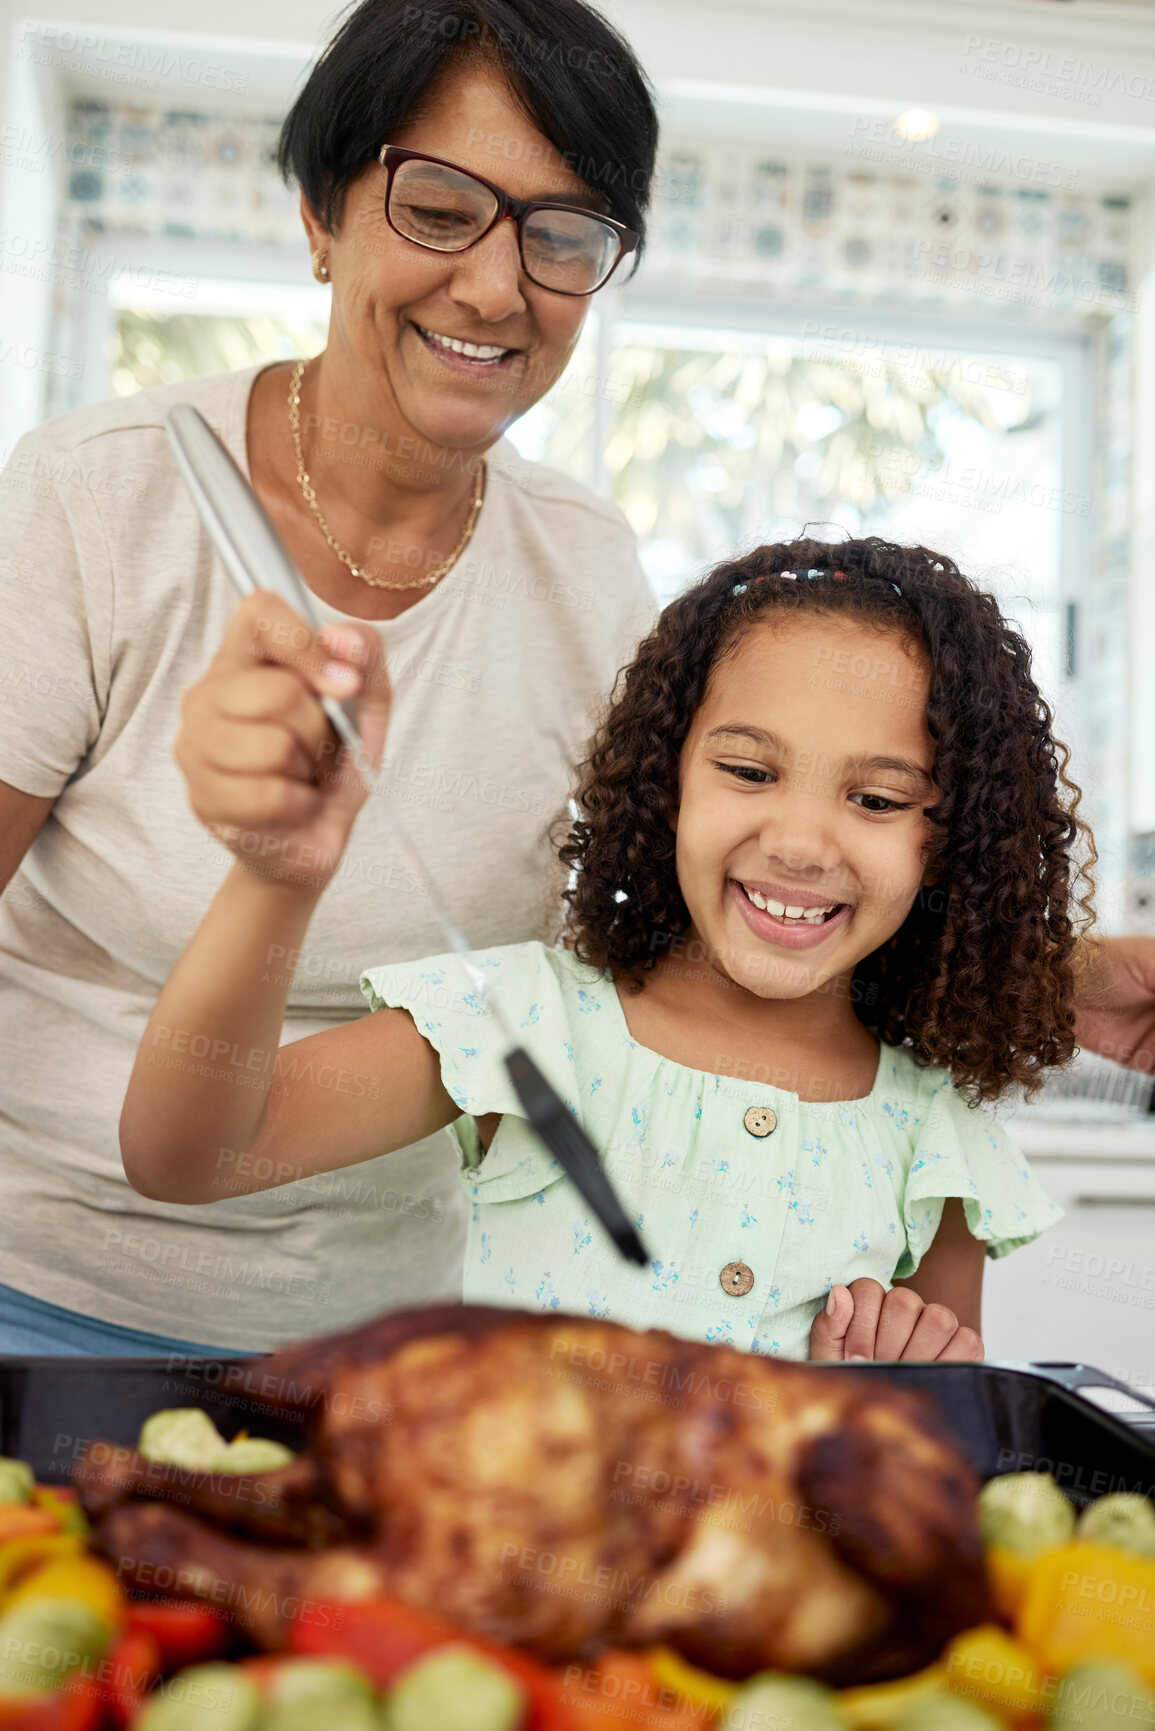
[278,0,659,251]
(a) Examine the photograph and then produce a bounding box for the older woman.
[0,0,658,1354]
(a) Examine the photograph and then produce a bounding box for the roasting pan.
[1,1352,1153,1498]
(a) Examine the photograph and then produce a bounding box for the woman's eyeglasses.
[377,146,638,296]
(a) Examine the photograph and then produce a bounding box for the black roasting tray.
[0,1352,1153,1500]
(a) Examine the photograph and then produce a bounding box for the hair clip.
[778,567,847,581]
[730,567,901,598]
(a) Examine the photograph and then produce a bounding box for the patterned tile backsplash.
[67,99,294,246]
[65,99,1138,323]
[644,143,1135,323]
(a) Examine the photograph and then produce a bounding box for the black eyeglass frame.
[376,144,639,296]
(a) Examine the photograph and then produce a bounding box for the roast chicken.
[76,1305,989,1682]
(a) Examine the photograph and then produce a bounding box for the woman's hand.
[176,591,390,890]
[1073,935,1155,1074]
[808,1279,984,1362]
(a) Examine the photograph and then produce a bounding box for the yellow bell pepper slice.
[943,1624,1053,1725]
[837,1659,946,1730]
[648,1646,738,1716]
[0,1535,82,1600]
[1016,1542,1155,1683]
[986,1546,1040,1626]
[4,1554,124,1634]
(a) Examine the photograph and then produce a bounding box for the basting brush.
[165,403,649,1266]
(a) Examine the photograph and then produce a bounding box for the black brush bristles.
[504,1048,649,1265]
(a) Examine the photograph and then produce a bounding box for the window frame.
[591,285,1096,765]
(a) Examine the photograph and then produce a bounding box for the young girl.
[121,536,1087,1362]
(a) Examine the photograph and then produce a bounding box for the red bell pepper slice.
[95,1627,162,1729]
[289,1595,466,1684]
[484,1644,578,1731]
[0,1674,104,1731]
[289,1596,575,1729]
[124,1600,230,1671]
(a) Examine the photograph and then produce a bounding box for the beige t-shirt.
[0,363,655,1350]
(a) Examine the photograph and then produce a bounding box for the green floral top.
[361,941,1062,1359]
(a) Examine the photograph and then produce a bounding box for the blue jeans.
[0,1279,256,1357]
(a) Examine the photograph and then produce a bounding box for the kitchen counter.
[1006,1116,1155,1158]
[982,1109,1155,1391]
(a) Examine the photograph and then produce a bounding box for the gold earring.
[311,248,330,283]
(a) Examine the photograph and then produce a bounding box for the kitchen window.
[101,276,1093,766]
[509,297,1092,749]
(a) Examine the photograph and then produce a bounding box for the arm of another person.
[0,781,56,896]
[1073,934,1155,1071]
[121,862,462,1205]
[809,1200,985,1361]
[0,430,108,889]
[119,592,463,1207]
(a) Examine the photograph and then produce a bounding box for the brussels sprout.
[139,1409,229,1470]
[0,1598,110,1697]
[134,1662,262,1730]
[1075,1494,1155,1558]
[0,1458,34,1506]
[895,1695,1004,1731]
[261,1657,381,1731]
[721,1672,845,1731]
[138,1411,294,1475]
[1048,1661,1155,1731]
[979,1472,1076,1558]
[214,1438,294,1476]
[383,1645,525,1731]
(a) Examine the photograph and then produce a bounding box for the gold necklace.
[288,358,486,592]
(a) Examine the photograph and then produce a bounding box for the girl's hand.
[808,1279,984,1362]
[176,591,390,890]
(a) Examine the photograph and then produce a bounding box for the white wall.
[7,0,1155,140]
[623,0,1155,145]
[0,43,67,450]
[1129,213,1155,836]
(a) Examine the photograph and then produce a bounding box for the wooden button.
[720,1261,754,1297]
[743,1105,777,1137]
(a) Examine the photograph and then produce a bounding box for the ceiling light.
[894,109,940,141]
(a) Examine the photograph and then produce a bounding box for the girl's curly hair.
[557,536,1095,1105]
